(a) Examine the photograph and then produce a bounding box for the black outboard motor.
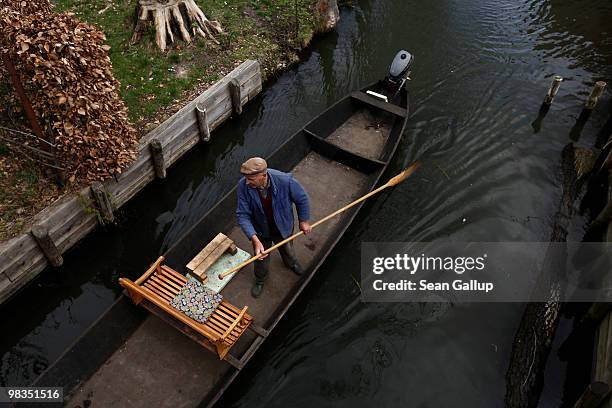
[385,50,414,95]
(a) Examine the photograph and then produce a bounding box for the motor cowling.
[386,50,414,89]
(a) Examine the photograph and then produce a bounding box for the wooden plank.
[247,323,268,338]
[214,308,240,325]
[150,275,180,296]
[188,234,235,282]
[144,280,174,300]
[191,239,234,282]
[143,282,173,302]
[0,273,12,297]
[158,267,186,287]
[187,233,229,271]
[161,265,187,283]
[203,318,230,336]
[53,214,97,255]
[219,301,253,322]
[155,273,183,292]
[222,307,248,340]
[0,234,42,279]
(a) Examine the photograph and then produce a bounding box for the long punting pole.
[218,161,421,280]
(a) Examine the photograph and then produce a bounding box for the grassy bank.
[0,0,320,241]
[0,139,60,240]
[55,0,316,123]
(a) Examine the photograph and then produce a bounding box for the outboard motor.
[385,50,414,95]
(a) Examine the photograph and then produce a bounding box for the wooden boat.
[62,51,414,407]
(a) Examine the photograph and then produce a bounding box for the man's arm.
[236,183,269,258]
[289,176,312,233]
[236,183,257,239]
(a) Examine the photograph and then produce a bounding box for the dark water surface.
[2,0,612,406]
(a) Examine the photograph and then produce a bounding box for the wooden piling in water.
[586,81,607,110]
[91,182,114,224]
[229,78,242,115]
[544,75,563,105]
[573,382,611,408]
[31,225,63,267]
[195,103,211,142]
[149,139,166,179]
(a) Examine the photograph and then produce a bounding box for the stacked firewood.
[0,0,138,182]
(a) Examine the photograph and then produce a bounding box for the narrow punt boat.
[65,50,414,407]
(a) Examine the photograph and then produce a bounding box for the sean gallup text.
[372,279,494,293]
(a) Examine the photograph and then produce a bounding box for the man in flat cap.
[236,157,312,298]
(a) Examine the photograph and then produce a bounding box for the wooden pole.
[218,162,421,279]
[149,139,166,179]
[586,81,607,110]
[31,225,63,267]
[91,182,115,224]
[229,78,242,116]
[1,52,65,183]
[544,75,563,105]
[195,103,211,142]
[573,382,610,408]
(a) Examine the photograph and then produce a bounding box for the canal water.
[2,0,611,406]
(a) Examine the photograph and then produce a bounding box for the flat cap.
[240,157,267,175]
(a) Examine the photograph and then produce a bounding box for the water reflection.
[1,1,611,406]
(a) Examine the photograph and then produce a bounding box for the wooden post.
[1,52,65,184]
[586,81,607,110]
[573,382,611,408]
[31,225,63,267]
[229,78,242,116]
[544,75,563,105]
[149,139,166,179]
[91,182,114,224]
[195,103,211,142]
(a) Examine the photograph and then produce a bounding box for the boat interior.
[66,85,409,407]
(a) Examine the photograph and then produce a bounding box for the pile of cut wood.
[0,0,138,182]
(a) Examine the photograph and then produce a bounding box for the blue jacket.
[236,169,310,239]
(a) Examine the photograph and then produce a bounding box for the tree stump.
[314,0,340,33]
[131,0,223,51]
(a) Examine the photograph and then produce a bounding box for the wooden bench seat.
[119,256,252,361]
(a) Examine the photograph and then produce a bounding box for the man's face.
[245,172,267,188]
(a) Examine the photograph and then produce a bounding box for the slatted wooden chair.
[119,256,252,362]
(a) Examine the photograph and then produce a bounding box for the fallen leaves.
[0,0,138,183]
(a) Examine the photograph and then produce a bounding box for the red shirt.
[257,187,281,237]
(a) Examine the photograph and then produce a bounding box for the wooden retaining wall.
[0,60,262,305]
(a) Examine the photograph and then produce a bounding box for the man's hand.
[299,221,312,234]
[251,235,268,259]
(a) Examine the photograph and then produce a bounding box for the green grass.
[54,0,316,122]
[0,158,58,241]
